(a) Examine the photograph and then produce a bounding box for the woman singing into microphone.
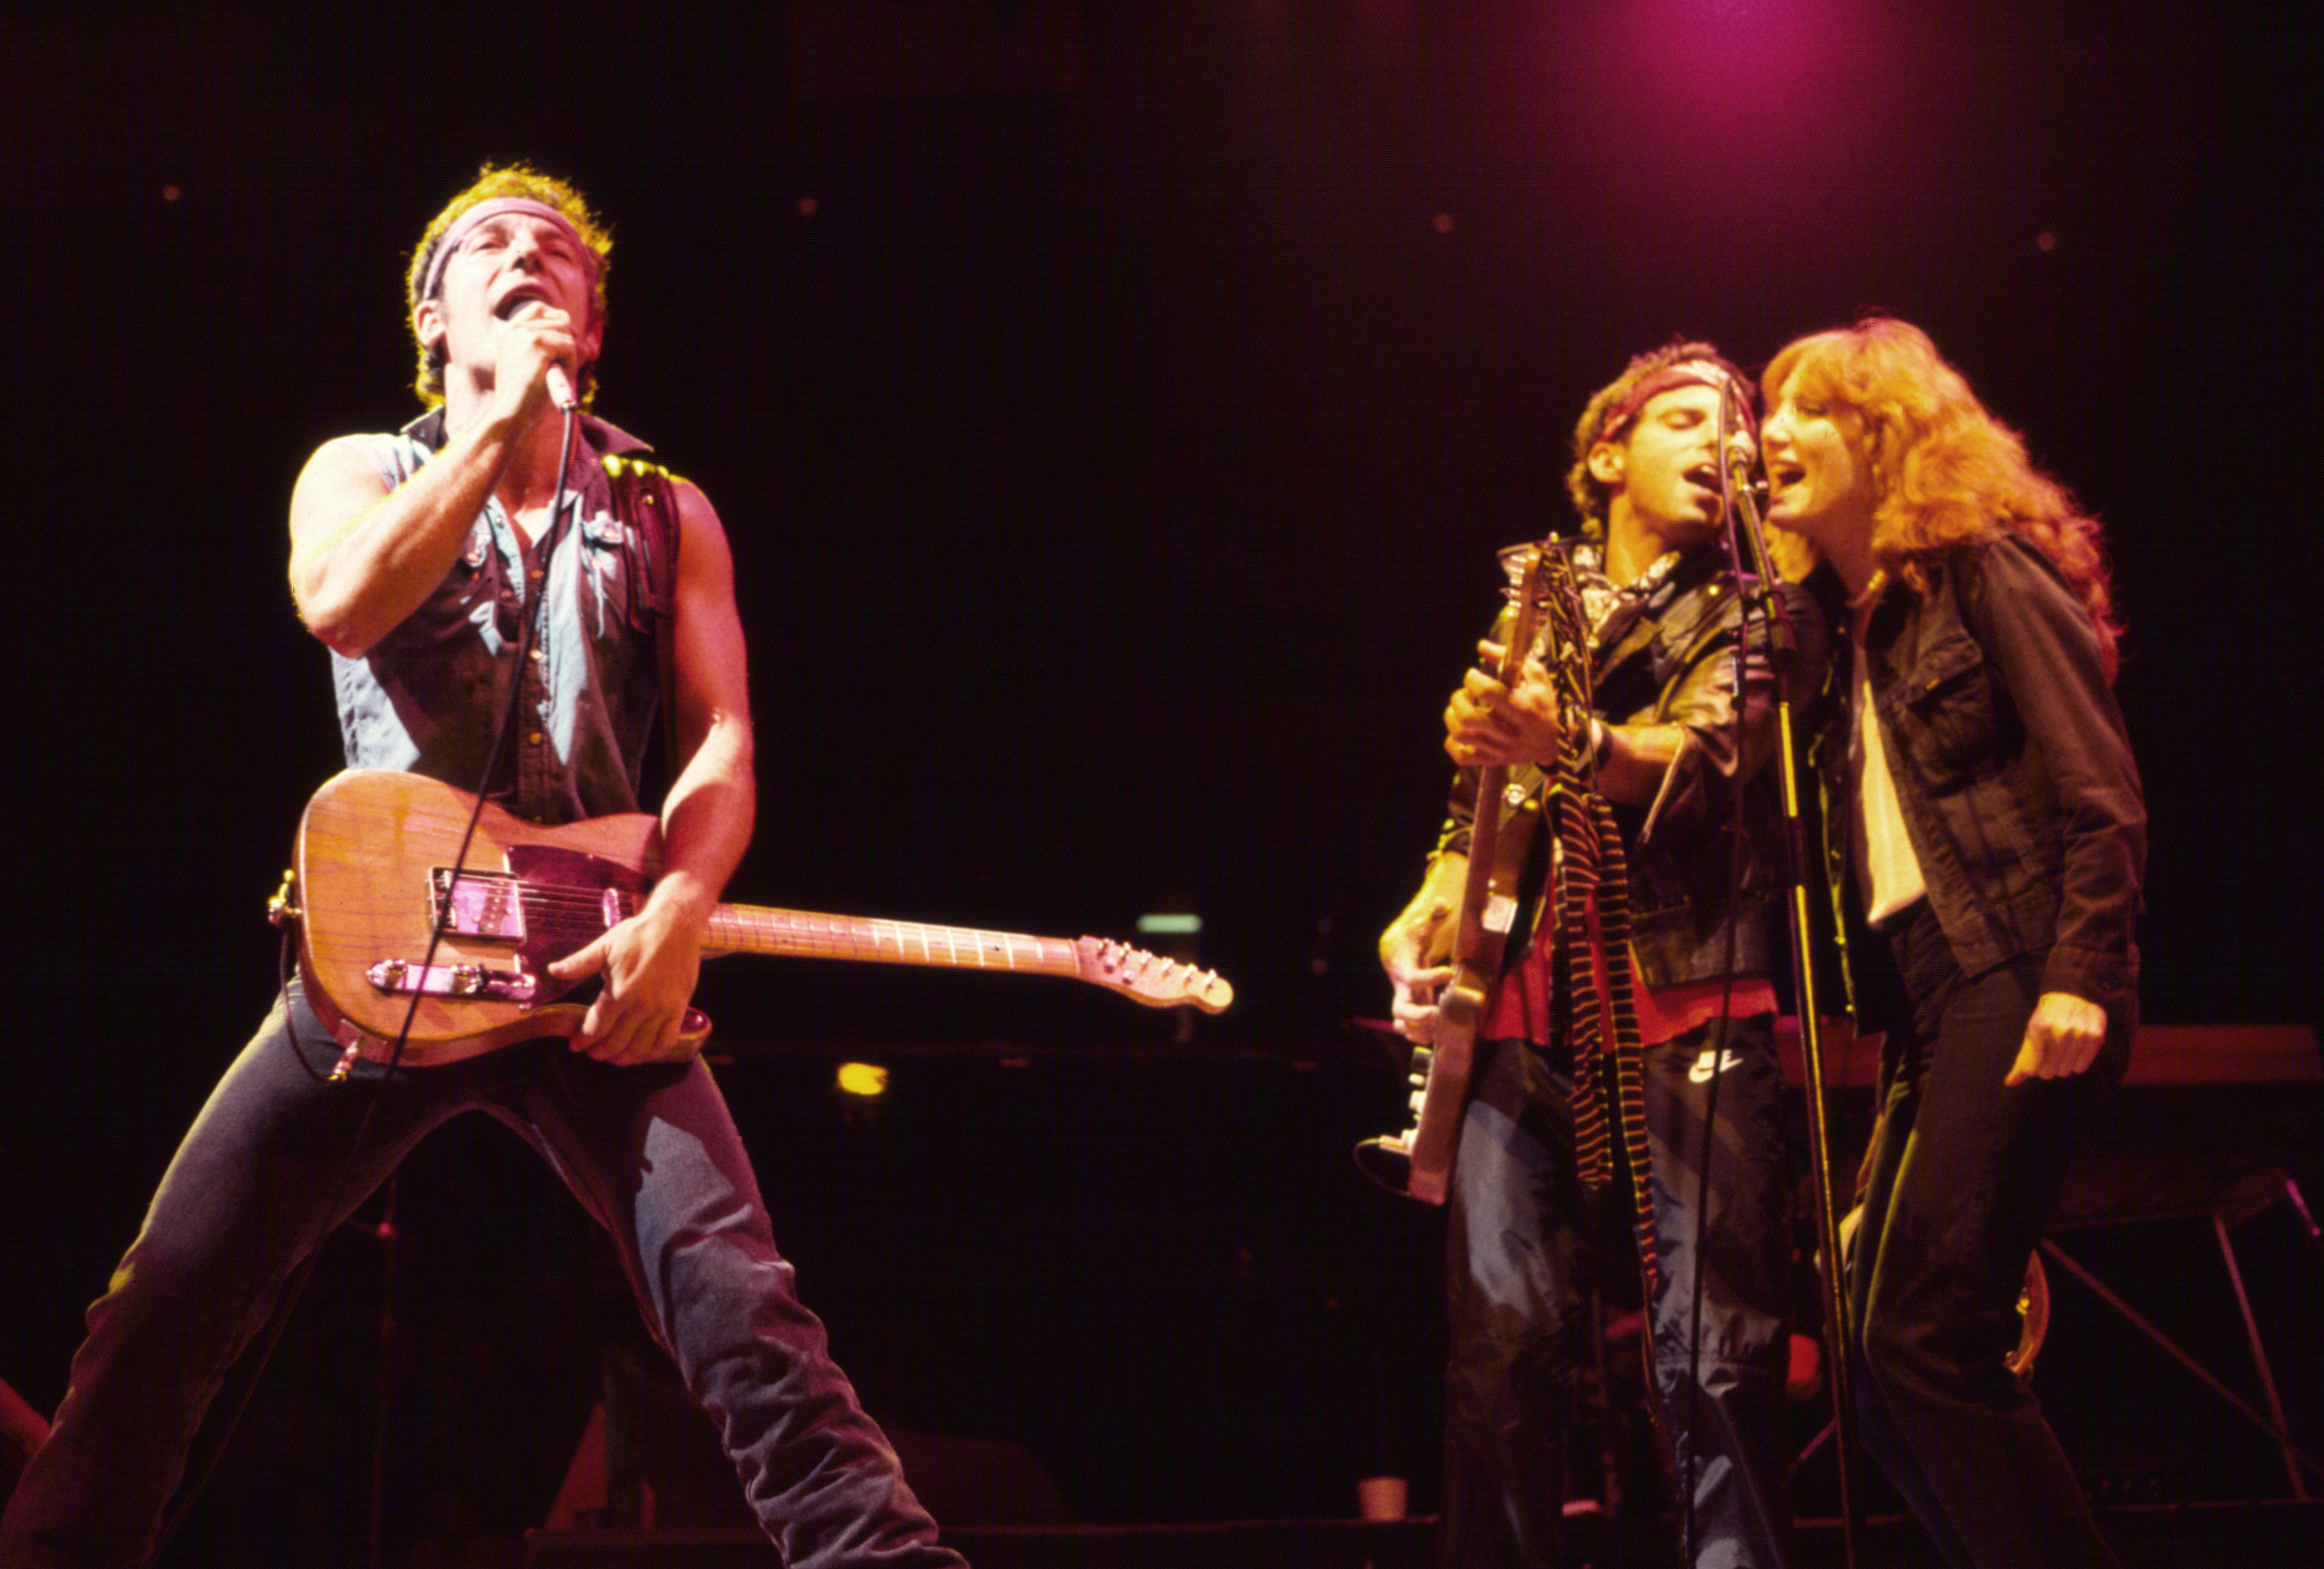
[1760,317,2144,1568]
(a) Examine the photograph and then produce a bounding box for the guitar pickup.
[430,868,527,941]
[368,958,537,1003]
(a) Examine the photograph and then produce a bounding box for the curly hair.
[1564,339,1754,533]
[406,161,613,409]
[1762,317,2121,679]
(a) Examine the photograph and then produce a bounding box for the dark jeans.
[1850,902,2130,1569]
[1442,1014,1795,1569]
[0,983,964,1569]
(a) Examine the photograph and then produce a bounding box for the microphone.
[508,300,580,412]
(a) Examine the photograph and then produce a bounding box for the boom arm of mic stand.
[1729,467,1868,1568]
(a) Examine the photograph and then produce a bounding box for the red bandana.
[1594,359,1756,449]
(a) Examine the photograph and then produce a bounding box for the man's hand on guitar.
[548,887,710,1066]
[1444,639,1561,768]
[1387,961,1452,1044]
[1379,875,1460,1044]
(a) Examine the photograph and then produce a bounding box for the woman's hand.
[2005,992,2108,1086]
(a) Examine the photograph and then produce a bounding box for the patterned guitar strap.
[1530,544,1659,1301]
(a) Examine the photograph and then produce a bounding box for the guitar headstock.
[1494,538,1589,691]
[1073,937,1234,1014]
[1494,542,1559,684]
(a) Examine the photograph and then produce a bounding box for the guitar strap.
[1534,546,1659,1298]
[604,454,684,786]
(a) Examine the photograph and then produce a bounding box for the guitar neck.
[706,904,1083,978]
[1454,762,1511,961]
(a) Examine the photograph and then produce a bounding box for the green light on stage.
[1136,913,1202,936]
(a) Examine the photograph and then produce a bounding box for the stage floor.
[525,1499,2324,1569]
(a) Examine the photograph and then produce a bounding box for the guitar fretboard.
[707,906,1083,976]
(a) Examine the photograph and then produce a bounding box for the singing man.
[1,163,968,1569]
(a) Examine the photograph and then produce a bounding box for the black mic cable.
[1668,379,1762,1565]
[158,400,584,1565]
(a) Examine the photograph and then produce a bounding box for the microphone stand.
[1721,412,1866,1569]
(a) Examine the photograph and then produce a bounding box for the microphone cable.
[1674,380,1763,1565]
[156,402,581,1565]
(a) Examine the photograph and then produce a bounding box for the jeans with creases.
[1441,1014,1795,1569]
[1849,900,2127,1569]
[0,983,965,1569]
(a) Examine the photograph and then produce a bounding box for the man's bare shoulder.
[297,434,394,488]
[667,473,726,531]
[666,475,740,581]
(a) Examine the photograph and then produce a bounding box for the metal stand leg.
[2038,1232,2322,1491]
[2213,1209,2310,1499]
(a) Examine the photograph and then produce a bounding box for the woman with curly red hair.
[1761,317,2144,1567]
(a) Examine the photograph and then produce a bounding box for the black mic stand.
[1721,421,1866,1569]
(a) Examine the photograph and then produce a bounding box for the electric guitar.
[280,769,1232,1068]
[1356,544,1564,1204]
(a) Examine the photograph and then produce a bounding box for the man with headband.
[1,165,968,1568]
[1378,341,1819,1566]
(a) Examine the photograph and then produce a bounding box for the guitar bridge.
[368,957,538,1003]
[430,868,527,941]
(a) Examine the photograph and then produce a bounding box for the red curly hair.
[1763,317,2122,680]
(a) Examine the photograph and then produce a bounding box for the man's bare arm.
[548,478,756,1065]
[288,433,513,655]
[1379,851,1469,1044]
[1592,721,1690,804]
[288,305,581,655]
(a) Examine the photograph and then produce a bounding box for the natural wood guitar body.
[290,770,1231,1068]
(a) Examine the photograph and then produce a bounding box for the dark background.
[3,1,2314,1562]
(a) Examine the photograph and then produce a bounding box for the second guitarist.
[1378,343,1826,1569]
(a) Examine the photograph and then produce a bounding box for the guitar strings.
[473,878,1084,970]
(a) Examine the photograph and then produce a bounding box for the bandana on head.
[417,197,595,305]
[1592,358,1756,450]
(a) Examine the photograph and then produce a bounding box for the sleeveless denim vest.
[331,410,667,826]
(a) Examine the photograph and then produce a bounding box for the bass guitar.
[278,770,1232,1068]
[1356,543,1564,1203]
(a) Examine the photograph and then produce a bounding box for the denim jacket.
[332,409,669,825]
[1440,538,1828,988]
[1809,535,2146,1020]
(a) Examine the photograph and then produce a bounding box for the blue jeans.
[0,983,965,1569]
[1441,1014,1795,1569]
[1849,901,2128,1569]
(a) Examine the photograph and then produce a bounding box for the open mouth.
[494,287,549,321]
